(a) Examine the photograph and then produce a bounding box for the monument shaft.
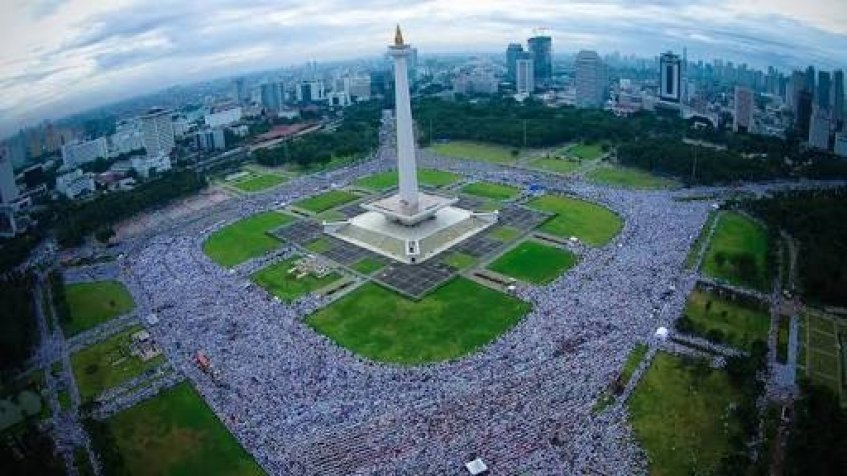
[390,40,419,211]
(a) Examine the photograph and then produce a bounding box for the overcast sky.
[2,0,846,138]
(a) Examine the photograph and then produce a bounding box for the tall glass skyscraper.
[506,43,524,83]
[527,36,552,87]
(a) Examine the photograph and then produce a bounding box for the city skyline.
[2,0,847,137]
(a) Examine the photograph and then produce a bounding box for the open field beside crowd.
[354,168,460,190]
[63,281,135,337]
[203,211,292,267]
[429,141,517,164]
[486,240,577,284]
[681,288,771,352]
[293,190,359,213]
[587,166,680,189]
[252,256,344,302]
[307,278,530,364]
[230,173,287,193]
[527,194,622,246]
[461,181,521,201]
[701,211,770,291]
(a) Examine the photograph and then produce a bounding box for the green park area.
[461,181,521,201]
[293,190,359,213]
[63,281,135,337]
[96,382,262,475]
[679,288,770,352]
[527,195,622,246]
[528,157,581,175]
[587,166,679,189]
[71,326,165,401]
[487,240,577,284]
[566,143,604,160]
[799,311,846,399]
[429,141,517,164]
[231,173,286,193]
[440,251,476,270]
[629,352,745,475]
[701,211,770,291]
[203,211,292,267]
[252,256,343,302]
[593,343,649,413]
[488,226,522,242]
[350,257,387,275]
[684,211,720,269]
[307,278,530,364]
[354,168,460,190]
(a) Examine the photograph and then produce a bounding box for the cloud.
[1,0,846,138]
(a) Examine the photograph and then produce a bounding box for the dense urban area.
[1,26,846,476]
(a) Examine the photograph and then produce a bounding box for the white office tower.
[323,26,496,264]
[575,50,607,108]
[0,147,19,204]
[205,106,242,128]
[348,75,372,101]
[139,108,175,157]
[260,82,285,111]
[809,105,831,150]
[61,137,108,167]
[659,51,682,103]
[734,86,754,133]
[516,58,534,94]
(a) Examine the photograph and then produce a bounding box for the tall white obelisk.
[388,25,420,213]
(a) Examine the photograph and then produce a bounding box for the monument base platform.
[324,207,497,264]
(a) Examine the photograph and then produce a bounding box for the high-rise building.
[195,128,226,151]
[574,50,607,108]
[260,81,285,112]
[805,65,816,95]
[734,86,754,133]
[659,51,682,103]
[139,108,175,157]
[61,137,108,167]
[232,78,248,104]
[516,57,534,95]
[296,80,326,103]
[788,70,806,112]
[527,35,552,87]
[0,147,19,204]
[506,43,524,83]
[832,70,844,129]
[809,105,831,150]
[796,90,813,138]
[834,132,847,157]
[817,71,831,110]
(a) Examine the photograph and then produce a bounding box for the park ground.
[701,211,770,291]
[486,240,577,285]
[202,211,293,267]
[252,255,344,302]
[353,168,459,190]
[680,287,770,352]
[527,194,623,246]
[62,281,135,337]
[293,190,360,213]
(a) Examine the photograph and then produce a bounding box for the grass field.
[684,211,720,269]
[682,288,770,352]
[100,382,262,475]
[441,251,476,270]
[70,326,164,401]
[294,190,359,213]
[461,181,521,201]
[620,344,649,385]
[800,312,845,398]
[305,236,333,254]
[528,157,581,174]
[252,256,343,302]
[350,257,386,275]
[307,278,530,364]
[776,315,789,364]
[488,226,522,242]
[203,211,292,267]
[587,167,679,189]
[567,143,604,160]
[231,174,286,192]
[629,352,744,475]
[527,195,622,246]
[63,281,135,337]
[487,240,577,284]
[429,141,517,164]
[354,168,460,190]
[701,211,770,291]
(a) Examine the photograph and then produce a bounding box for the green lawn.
[776,315,789,364]
[441,251,477,270]
[252,256,342,302]
[354,168,460,190]
[203,211,293,267]
[305,237,333,254]
[527,195,622,246]
[98,382,262,475]
[294,190,359,213]
[587,167,679,189]
[429,141,517,164]
[350,257,386,275]
[487,240,577,284]
[307,278,530,364]
[682,288,770,352]
[629,352,745,476]
[620,344,649,385]
[70,326,164,401]
[529,157,581,174]
[63,281,135,337]
[701,211,770,291]
[488,226,522,242]
[58,390,71,411]
[568,143,604,160]
[684,211,720,269]
[231,174,286,192]
[461,181,521,201]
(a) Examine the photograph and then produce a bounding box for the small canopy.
[465,458,489,475]
[655,326,669,340]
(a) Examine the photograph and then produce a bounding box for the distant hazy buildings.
[795,90,813,138]
[204,106,243,128]
[453,71,498,95]
[196,128,226,151]
[232,78,248,104]
[61,137,108,167]
[734,86,754,133]
[55,168,95,199]
[809,105,831,150]
[260,81,286,112]
[574,50,607,108]
[297,80,326,104]
[659,51,682,103]
[832,70,844,129]
[506,43,524,83]
[528,35,552,87]
[347,76,372,101]
[516,57,534,95]
[131,154,172,179]
[139,108,175,158]
[0,147,19,204]
[835,132,847,157]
